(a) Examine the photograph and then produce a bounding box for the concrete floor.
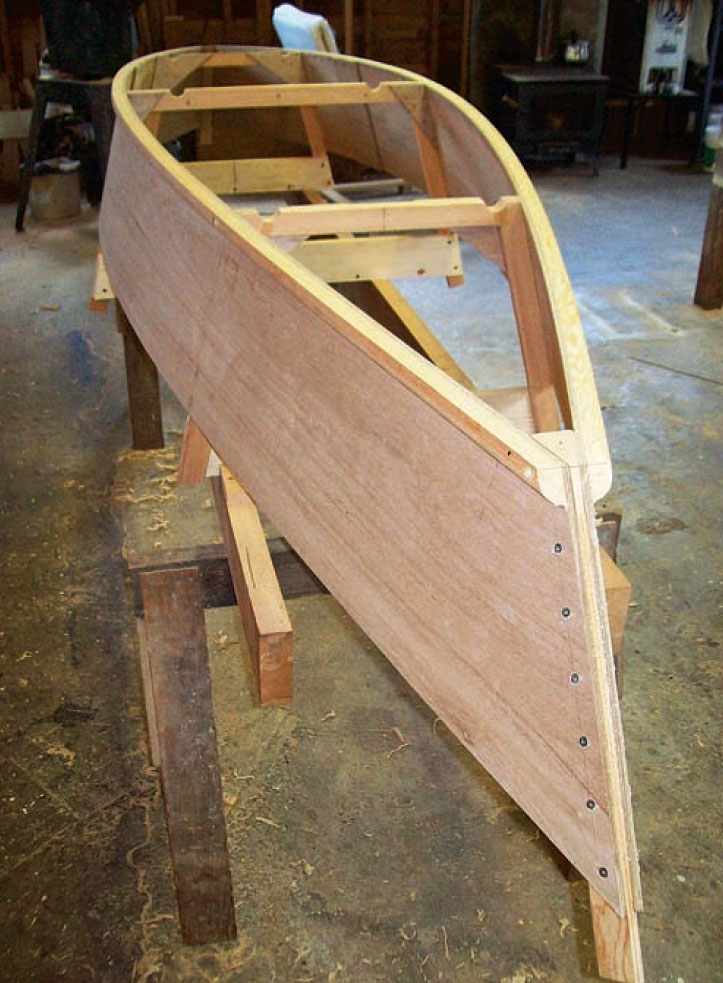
[0,158,721,983]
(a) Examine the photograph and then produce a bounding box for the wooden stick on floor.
[140,566,237,945]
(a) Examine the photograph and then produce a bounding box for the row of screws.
[555,541,607,880]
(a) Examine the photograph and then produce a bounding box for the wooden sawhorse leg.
[177,417,294,706]
[115,301,164,450]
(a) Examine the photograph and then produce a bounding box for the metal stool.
[15,69,114,232]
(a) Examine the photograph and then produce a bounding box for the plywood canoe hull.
[100,46,643,981]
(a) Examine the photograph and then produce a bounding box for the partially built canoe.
[100,46,644,981]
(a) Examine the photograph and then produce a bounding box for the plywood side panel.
[101,119,622,909]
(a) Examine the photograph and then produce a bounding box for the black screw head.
[570,672,580,684]
[586,799,596,810]
[554,542,563,554]
[579,736,589,747]
[562,607,572,618]
[599,867,609,878]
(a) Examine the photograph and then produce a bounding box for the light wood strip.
[129,80,424,116]
[211,465,293,706]
[291,232,463,283]
[260,196,509,238]
[497,200,561,432]
[590,885,643,982]
[185,157,332,194]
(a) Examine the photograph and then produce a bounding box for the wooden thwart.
[129,80,424,117]
[253,196,512,238]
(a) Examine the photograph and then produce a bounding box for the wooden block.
[116,302,164,450]
[89,251,114,313]
[589,885,644,982]
[600,547,631,657]
[211,466,294,706]
[291,232,463,283]
[139,567,237,945]
[600,545,631,696]
[177,416,212,485]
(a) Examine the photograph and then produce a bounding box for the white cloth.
[272,4,338,53]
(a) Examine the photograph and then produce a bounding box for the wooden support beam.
[497,200,561,433]
[115,302,164,450]
[291,232,463,283]
[178,416,212,485]
[185,156,332,194]
[300,105,329,160]
[128,540,326,613]
[411,118,465,287]
[255,196,509,238]
[129,80,424,116]
[139,567,237,945]
[211,466,293,706]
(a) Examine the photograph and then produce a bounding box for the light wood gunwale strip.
[128,80,424,117]
[111,51,571,506]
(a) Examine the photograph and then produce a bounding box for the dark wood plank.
[139,567,236,945]
[116,302,164,450]
[694,165,723,310]
[128,540,327,614]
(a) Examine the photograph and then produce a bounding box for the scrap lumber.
[139,567,237,945]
